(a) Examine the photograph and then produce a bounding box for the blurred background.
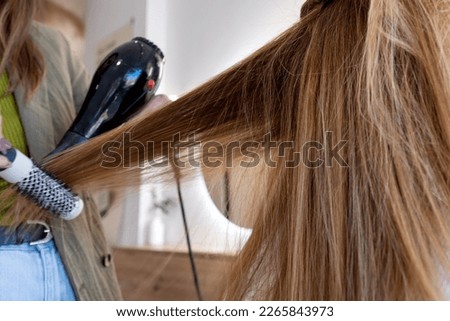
[37,0,304,300]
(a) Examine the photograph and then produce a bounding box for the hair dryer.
[53,37,165,153]
[0,37,164,220]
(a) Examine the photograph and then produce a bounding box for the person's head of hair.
[6,0,450,300]
[0,0,44,98]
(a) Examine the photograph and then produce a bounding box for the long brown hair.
[7,0,450,300]
[0,0,45,98]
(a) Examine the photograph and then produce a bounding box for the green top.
[0,71,29,217]
[0,72,28,154]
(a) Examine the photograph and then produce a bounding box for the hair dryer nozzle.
[132,37,165,59]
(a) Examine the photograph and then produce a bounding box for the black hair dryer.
[52,37,164,154]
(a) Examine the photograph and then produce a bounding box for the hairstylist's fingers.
[145,94,172,114]
[0,155,10,169]
[0,138,11,155]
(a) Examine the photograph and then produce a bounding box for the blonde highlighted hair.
[0,0,44,98]
[6,0,450,300]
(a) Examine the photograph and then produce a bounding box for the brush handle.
[52,37,165,155]
[0,148,83,220]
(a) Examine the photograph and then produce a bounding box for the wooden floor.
[113,247,233,300]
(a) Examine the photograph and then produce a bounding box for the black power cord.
[224,170,230,220]
[175,176,203,301]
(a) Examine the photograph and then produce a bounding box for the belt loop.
[27,220,53,246]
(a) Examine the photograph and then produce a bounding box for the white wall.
[85,0,147,73]
[147,0,304,96]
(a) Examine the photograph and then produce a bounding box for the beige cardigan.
[14,23,122,300]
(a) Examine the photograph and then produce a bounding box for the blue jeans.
[0,239,76,301]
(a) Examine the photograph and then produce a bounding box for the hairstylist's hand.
[0,115,11,168]
[145,94,172,114]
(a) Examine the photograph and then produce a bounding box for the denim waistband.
[0,220,52,246]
